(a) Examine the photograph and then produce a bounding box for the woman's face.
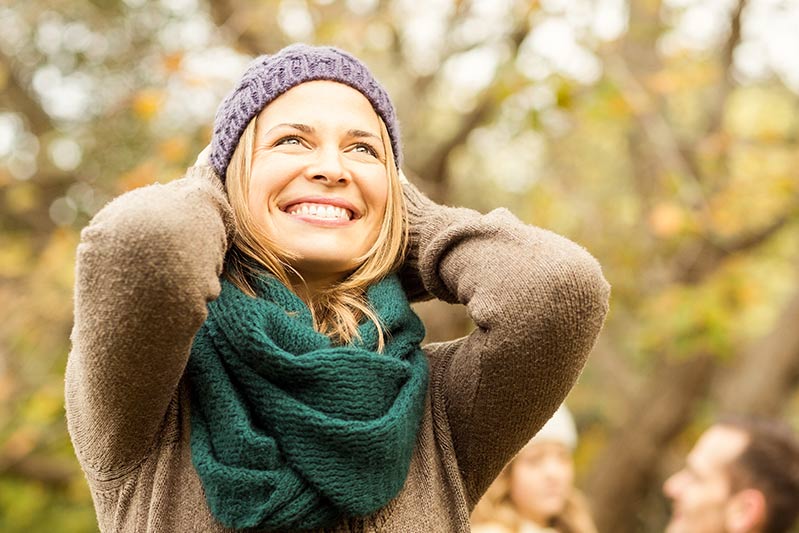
[509,441,575,525]
[248,80,389,285]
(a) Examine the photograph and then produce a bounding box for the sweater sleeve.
[401,183,610,506]
[65,166,234,478]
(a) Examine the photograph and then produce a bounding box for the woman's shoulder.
[519,521,557,533]
[471,522,515,533]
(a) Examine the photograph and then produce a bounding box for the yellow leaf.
[2,426,39,460]
[162,52,184,73]
[3,182,38,214]
[23,385,64,423]
[647,62,718,94]
[0,236,33,278]
[34,227,79,288]
[118,160,157,192]
[0,61,8,91]
[725,87,797,140]
[183,73,210,87]
[0,167,11,186]
[158,137,189,163]
[133,88,163,120]
[0,374,16,404]
[647,70,679,94]
[649,203,685,237]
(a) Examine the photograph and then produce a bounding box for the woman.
[471,406,598,533]
[66,44,609,532]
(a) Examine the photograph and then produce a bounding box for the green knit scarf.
[186,273,429,531]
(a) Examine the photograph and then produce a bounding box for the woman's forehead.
[518,440,569,457]
[256,80,381,131]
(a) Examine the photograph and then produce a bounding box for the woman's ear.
[725,488,767,533]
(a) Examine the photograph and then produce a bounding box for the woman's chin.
[289,258,359,283]
[525,499,567,520]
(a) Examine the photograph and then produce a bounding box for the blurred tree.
[1,0,799,532]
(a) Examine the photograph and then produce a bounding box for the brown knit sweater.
[66,166,609,532]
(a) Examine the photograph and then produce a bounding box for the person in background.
[471,405,598,533]
[663,417,799,533]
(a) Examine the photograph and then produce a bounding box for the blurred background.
[1,0,798,531]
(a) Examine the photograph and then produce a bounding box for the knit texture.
[210,44,401,178]
[186,273,429,530]
[65,166,610,532]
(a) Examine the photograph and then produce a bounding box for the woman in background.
[471,405,598,533]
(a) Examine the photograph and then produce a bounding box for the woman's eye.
[353,143,378,157]
[275,136,302,147]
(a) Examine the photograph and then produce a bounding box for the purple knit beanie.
[209,44,401,179]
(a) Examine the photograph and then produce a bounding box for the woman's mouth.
[285,202,353,221]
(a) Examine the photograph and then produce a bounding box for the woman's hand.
[397,176,477,302]
[194,144,212,167]
[190,144,227,190]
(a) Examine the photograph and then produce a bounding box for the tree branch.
[413,19,530,197]
[715,282,799,415]
[206,0,279,56]
[417,99,493,189]
[674,206,797,284]
[704,0,748,138]
[603,53,706,206]
[0,453,77,489]
[0,52,54,137]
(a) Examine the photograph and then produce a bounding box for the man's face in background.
[663,425,750,533]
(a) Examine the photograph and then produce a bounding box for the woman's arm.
[401,183,609,506]
[65,166,233,478]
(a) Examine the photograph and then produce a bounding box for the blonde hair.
[223,113,407,351]
[471,455,598,533]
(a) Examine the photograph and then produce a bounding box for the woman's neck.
[289,272,343,303]
[517,509,551,529]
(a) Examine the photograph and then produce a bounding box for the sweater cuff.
[189,165,236,250]
[400,182,481,302]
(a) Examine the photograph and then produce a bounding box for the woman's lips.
[280,196,361,220]
[286,202,352,221]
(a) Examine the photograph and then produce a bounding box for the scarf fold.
[187,274,429,531]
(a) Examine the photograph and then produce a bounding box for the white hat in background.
[529,405,578,450]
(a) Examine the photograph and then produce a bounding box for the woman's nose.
[663,471,683,498]
[540,458,567,480]
[305,146,350,185]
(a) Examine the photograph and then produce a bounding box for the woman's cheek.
[247,185,270,221]
[510,463,543,501]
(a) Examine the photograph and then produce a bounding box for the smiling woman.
[225,80,399,339]
[249,83,390,270]
[65,44,610,533]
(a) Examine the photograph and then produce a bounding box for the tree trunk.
[586,354,716,533]
[715,284,799,416]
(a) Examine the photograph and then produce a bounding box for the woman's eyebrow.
[264,123,314,136]
[347,129,381,141]
[263,124,379,141]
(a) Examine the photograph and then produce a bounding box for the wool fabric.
[209,43,401,178]
[65,166,611,532]
[186,273,429,531]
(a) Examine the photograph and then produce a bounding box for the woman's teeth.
[287,203,351,220]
